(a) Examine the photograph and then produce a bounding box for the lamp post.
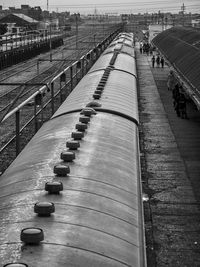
[75,14,78,50]
[49,14,52,62]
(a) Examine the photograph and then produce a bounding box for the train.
[0,32,146,267]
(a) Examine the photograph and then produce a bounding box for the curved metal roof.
[89,53,137,76]
[103,44,136,58]
[152,26,200,107]
[0,111,143,266]
[52,69,138,124]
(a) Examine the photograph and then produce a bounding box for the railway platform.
[136,46,200,266]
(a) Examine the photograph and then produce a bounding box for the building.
[0,13,39,34]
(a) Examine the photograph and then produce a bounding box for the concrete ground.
[136,48,200,266]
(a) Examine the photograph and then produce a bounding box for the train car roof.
[52,69,138,124]
[103,44,135,57]
[0,111,143,266]
[89,52,137,76]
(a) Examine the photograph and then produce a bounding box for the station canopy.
[152,26,200,103]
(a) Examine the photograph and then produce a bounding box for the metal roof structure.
[0,13,39,25]
[12,13,39,23]
[152,26,200,108]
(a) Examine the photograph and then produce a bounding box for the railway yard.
[0,24,118,172]
[0,23,200,266]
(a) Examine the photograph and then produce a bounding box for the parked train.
[0,32,146,267]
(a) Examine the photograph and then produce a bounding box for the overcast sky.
[1,0,199,14]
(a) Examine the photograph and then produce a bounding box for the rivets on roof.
[34,202,55,216]
[79,116,90,124]
[66,140,80,149]
[61,151,76,161]
[3,264,28,267]
[45,181,63,194]
[20,227,44,244]
[54,164,70,176]
[75,122,88,131]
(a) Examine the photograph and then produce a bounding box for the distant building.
[148,24,172,43]
[191,16,200,28]
[0,13,39,33]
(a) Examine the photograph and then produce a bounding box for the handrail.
[1,45,99,123]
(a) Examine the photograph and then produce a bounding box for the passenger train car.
[0,32,146,267]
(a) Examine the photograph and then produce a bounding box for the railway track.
[0,31,98,117]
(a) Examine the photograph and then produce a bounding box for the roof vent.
[104,70,111,74]
[71,131,84,140]
[54,165,70,176]
[79,116,90,124]
[96,85,104,91]
[3,264,28,267]
[45,181,63,194]
[81,107,96,116]
[94,90,102,95]
[66,140,80,149]
[75,123,87,131]
[20,227,44,244]
[61,151,75,161]
[93,93,101,100]
[86,101,101,108]
[34,202,55,216]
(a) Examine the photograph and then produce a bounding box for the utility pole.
[75,14,78,50]
[49,13,52,62]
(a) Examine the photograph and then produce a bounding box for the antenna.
[47,0,49,11]
[181,3,186,26]
[181,3,186,14]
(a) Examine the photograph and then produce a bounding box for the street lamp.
[75,13,78,50]
[49,14,52,62]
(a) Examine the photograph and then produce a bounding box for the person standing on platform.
[151,55,155,68]
[156,55,160,67]
[179,86,188,119]
[161,56,164,68]
[172,84,181,117]
[139,42,143,54]
[167,70,176,91]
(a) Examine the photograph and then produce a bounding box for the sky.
[1,0,200,14]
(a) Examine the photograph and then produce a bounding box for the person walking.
[156,55,160,67]
[151,55,155,68]
[160,56,164,68]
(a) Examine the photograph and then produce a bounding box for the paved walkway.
[137,48,200,266]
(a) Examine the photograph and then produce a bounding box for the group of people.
[139,42,188,119]
[167,71,188,119]
[151,55,164,68]
[139,41,154,55]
